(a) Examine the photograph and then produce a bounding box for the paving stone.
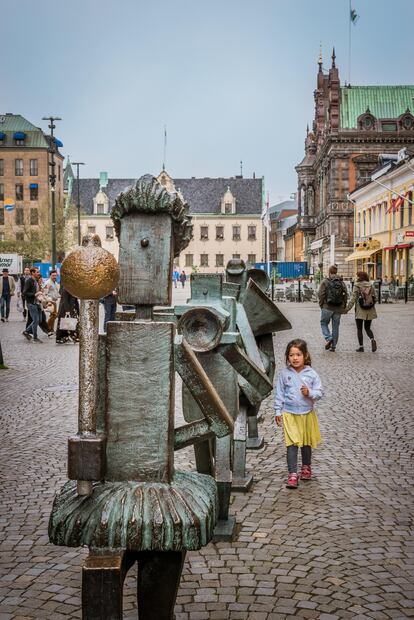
[1,302,414,618]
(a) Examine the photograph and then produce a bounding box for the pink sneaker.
[300,465,312,480]
[286,473,299,489]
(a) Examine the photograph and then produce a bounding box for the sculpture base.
[246,436,264,450]
[213,517,237,542]
[231,474,253,492]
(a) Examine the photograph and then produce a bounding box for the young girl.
[274,339,323,489]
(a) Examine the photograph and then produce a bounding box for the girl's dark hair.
[285,338,311,366]
[356,271,369,282]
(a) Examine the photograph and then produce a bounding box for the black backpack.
[326,278,346,306]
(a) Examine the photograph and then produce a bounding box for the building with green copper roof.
[340,85,414,130]
[295,50,414,277]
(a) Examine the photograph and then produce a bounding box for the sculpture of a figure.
[307,185,314,215]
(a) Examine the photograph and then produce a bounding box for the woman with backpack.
[346,271,377,352]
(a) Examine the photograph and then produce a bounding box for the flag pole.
[163,125,167,171]
[348,0,352,85]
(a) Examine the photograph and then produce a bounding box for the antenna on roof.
[240,160,243,177]
[163,125,167,171]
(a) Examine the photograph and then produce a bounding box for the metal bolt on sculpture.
[49,175,234,620]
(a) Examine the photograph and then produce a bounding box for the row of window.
[0,231,38,242]
[199,225,257,241]
[72,225,115,241]
[0,183,38,201]
[357,194,413,237]
[0,158,38,176]
[184,253,256,268]
[0,207,39,226]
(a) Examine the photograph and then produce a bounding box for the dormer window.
[221,186,236,214]
[399,110,414,131]
[93,189,109,215]
[358,109,376,131]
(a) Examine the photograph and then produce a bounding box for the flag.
[387,195,403,213]
[350,7,359,24]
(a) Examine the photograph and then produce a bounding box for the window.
[106,226,114,240]
[16,208,24,225]
[200,254,209,267]
[96,203,105,214]
[216,226,224,240]
[185,254,193,267]
[73,226,79,242]
[0,184,3,201]
[225,203,232,214]
[248,254,256,264]
[200,225,208,240]
[408,192,413,226]
[0,232,4,242]
[16,232,24,241]
[30,186,38,201]
[31,231,39,241]
[29,159,38,175]
[15,184,24,201]
[382,122,397,132]
[30,208,38,225]
[0,208,4,225]
[0,160,4,176]
[232,225,241,241]
[232,254,240,259]
[15,159,23,176]
[247,225,256,240]
[215,254,224,267]
[87,225,96,235]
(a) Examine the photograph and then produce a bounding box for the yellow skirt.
[282,410,322,448]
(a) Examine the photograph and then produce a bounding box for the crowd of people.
[1,266,79,344]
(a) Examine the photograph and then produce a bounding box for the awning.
[383,246,395,251]
[54,138,63,148]
[396,243,413,249]
[0,132,5,140]
[310,239,324,250]
[13,131,26,140]
[345,248,380,262]
[29,183,38,189]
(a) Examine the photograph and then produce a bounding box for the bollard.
[405,280,408,304]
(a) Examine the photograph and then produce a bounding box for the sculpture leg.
[213,435,236,541]
[82,550,134,620]
[232,404,253,492]
[246,406,264,450]
[137,551,186,620]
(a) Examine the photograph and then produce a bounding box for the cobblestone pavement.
[1,296,413,620]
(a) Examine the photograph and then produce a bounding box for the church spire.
[318,43,323,71]
[331,47,336,68]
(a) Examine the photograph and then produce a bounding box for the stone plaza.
[1,292,413,620]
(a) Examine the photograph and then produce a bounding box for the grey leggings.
[287,445,311,473]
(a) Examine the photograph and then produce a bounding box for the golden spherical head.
[61,234,119,300]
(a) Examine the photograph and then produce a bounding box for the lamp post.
[72,162,85,245]
[42,116,62,268]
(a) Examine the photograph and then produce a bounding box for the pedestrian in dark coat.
[56,285,79,343]
[346,271,377,353]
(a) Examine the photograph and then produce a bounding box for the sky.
[3,0,414,205]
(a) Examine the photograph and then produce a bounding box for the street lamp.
[42,116,62,268]
[72,162,85,245]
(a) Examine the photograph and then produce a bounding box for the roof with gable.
[70,175,263,216]
[0,113,50,148]
[340,85,414,129]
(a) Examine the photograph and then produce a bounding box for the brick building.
[0,114,64,255]
[295,51,414,276]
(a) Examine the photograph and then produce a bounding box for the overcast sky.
[3,0,413,205]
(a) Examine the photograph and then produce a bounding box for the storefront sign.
[405,231,414,237]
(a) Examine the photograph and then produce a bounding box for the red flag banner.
[387,195,404,213]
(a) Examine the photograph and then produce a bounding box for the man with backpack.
[318,265,348,352]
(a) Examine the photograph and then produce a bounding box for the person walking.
[0,268,16,322]
[56,285,79,344]
[274,338,323,489]
[173,269,179,289]
[345,270,377,353]
[22,267,43,342]
[17,266,31,319]
[318,265,348,352]
[102,290,117,333]
[43,270,60,333]
[179,270,186,288]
